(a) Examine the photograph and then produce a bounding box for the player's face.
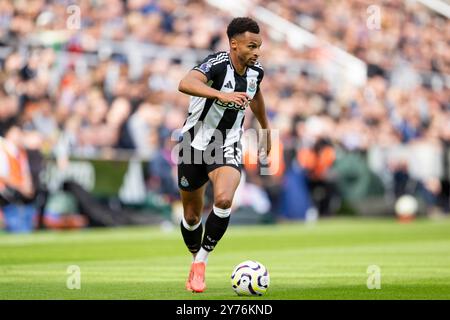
[231,32,262,67]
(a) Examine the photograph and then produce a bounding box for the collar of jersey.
[227,52,247,77]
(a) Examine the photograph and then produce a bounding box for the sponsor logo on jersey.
[214,98,249,111]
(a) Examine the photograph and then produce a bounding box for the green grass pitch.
[1,217,450,300]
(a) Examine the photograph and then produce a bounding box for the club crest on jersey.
[199,62,212,73]
[248,79,257,93]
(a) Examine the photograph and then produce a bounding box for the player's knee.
[184,212,201,226]
[214,194,232,209]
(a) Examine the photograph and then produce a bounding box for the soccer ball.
[395,194,418,222]
[231,260,270,296]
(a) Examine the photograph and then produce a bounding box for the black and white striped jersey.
[181,51,264,151]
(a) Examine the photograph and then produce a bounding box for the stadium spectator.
[0,124,36,232]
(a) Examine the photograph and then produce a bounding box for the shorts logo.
[199,62,212,73]
[248,79,257,93]
[180,176,189,188]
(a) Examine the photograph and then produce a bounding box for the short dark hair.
[226,17,260,39]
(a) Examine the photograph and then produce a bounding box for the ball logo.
[259,276,269,286]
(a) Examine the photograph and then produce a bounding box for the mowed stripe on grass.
[1,218,450,299]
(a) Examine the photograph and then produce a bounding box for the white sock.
[194,247,209,264]
[182,216,202,231]
[212,205,231,218]
[193,206,232,264]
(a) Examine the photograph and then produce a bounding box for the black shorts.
[177,142,242,192]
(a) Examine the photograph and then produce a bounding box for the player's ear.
[230,38,238,50]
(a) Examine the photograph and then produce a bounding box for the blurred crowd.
[0,0,449,231]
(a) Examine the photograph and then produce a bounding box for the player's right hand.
[217,92,249,107]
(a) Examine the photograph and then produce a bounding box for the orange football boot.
[189,262,206,293]
[185,263,194,291]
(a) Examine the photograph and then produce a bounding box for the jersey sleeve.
[192,53,226,82]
